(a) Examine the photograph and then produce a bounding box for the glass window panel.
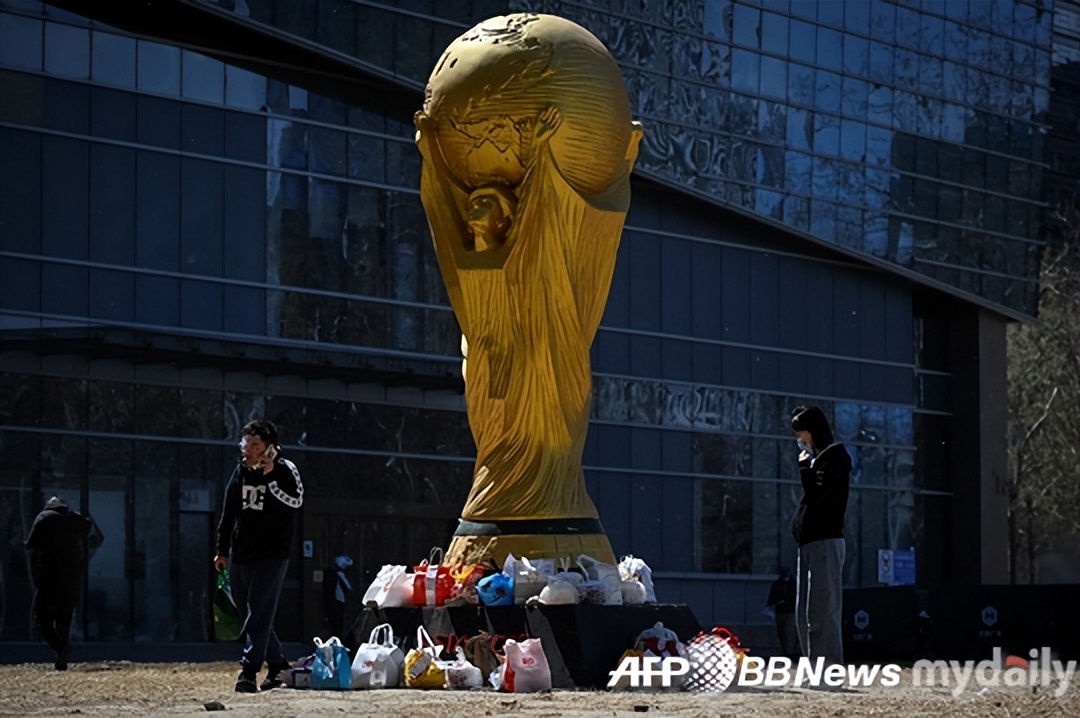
[731,48,758,94]
[136,40,179,96]
[0,13,42,72]
[843,34,868,77]
[870,1,895,41]
[89,144,135,264]
[868,41,893,84]
[788,62,815,106]
[90,31,134,88]
[224,110,265,163]
[943,20,967,62]
[895,48,918,92]
[840,119,866,161]
[789,20,815,64]
[842,76,868,118]
[845,0,870,34]
[43,136,88,259]
[815,70,841,112]
[817,27,842,71]
[818,0,843,27]
[182,49,224,104]
[702,0,732,42]
[87,439,132,640]
[733,3,760,48]
[180,103,223,156]
[920,12,944,54]
[44,21,88,79]
[814,112,840,156]
[225,64,266,111]
[865,125,892,168]
[895,5,920,48]
[761,11,787,55]
[784,150,811,193]
[180,158,223,274]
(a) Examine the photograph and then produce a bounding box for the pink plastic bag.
[499,638,551,693]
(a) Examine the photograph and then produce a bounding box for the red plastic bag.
[412,547,456,606]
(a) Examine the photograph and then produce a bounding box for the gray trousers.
[796,538,845,665]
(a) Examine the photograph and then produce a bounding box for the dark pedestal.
[348,603,701,688]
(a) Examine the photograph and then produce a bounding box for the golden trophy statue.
[414,13,642,566]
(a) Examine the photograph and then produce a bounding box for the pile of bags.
[361,548,657,609]
[283,622,553,692]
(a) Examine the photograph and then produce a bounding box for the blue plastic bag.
[311,636,351,690]
[477,572,514,606]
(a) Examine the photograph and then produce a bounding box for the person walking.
[213,419,304,692]
[790,405,850,666]
[24,496,94,670]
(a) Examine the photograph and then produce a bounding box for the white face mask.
[797,438,814,456]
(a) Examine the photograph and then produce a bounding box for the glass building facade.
[0,0,1060,646]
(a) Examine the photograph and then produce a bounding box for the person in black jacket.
[24,496,93,670]
[213,419,304,693]
[790,405,850,666]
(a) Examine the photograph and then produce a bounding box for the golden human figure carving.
[414,13,642,565]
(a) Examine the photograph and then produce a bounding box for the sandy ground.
[0,661,1076,718]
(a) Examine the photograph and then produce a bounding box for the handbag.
[212,568,242,642]
[311,636,351,690]
[362,564,413,609]
[412,547,455,607]
[403,626,448,689]
[351,623,405,689]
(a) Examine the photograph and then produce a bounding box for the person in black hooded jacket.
[213,419,303,693]
[24,496,93,670]
[790,405,850,667]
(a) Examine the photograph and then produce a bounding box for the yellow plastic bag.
[403,626,447,689]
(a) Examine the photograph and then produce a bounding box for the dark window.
[731,48,759,93]
[629,233,661,332]
[789,19,816,64]
[0,129,41,253]
[42,136,88,259]
[224,110,265,163]
[136,40,180,96]
[91,86,136,142]
[44,21,88,79]
[182,49,223,105]
[733,3,760,48]
[135,275,178,326]
[42,264,88,317]
[761,12,788,55]
[89,268,134,321]
[136,152,180,271]
[225,64,267,111]
[136,95,180,150]
[222,165,266,282]
[89,144,135,265]
[180,158,223,275]
[91,30,134,87]
[44,77,88,134]
[721,247,750,342]
[1,257,40,312]
[817,27,842,71]
[181,104,224,156]
[1,13,42,72]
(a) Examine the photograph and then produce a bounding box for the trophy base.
[445,517,616,566]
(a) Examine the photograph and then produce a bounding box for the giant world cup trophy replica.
[414,14,642,566]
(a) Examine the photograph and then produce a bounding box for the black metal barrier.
[348,603,701,688]
[843,584,1080,663]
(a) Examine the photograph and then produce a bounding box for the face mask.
[797,438,814,456]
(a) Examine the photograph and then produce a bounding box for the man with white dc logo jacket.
[213,419,304,693]
[790,405,851,667]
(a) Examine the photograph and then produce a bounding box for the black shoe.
[234,675,258,693]
[260,662,291,690]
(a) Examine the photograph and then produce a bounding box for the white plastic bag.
[351,623,404,688]
[500,638,552,693]
[503,554,552,604]
[538,574,580,605]
[620,578,648,605]
[577,554,623,605]
[618,554,657,603]
[361,564,413,608]
[443,646,484,690]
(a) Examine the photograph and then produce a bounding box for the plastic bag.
[503,554,552,604]
[212,568,242,642]
[351,623,404,689]
[443,647,483,690]
[577,555,623,605]
[499,638,552,693]
[618,555,657,603]
[412,547,456,607]
[361,564,413,608]
[403,626,447,689]
[311,636,351,690]
[538,574,580,605]
[477,572,514,606]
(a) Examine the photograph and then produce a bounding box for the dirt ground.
[0,661,1076,718]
